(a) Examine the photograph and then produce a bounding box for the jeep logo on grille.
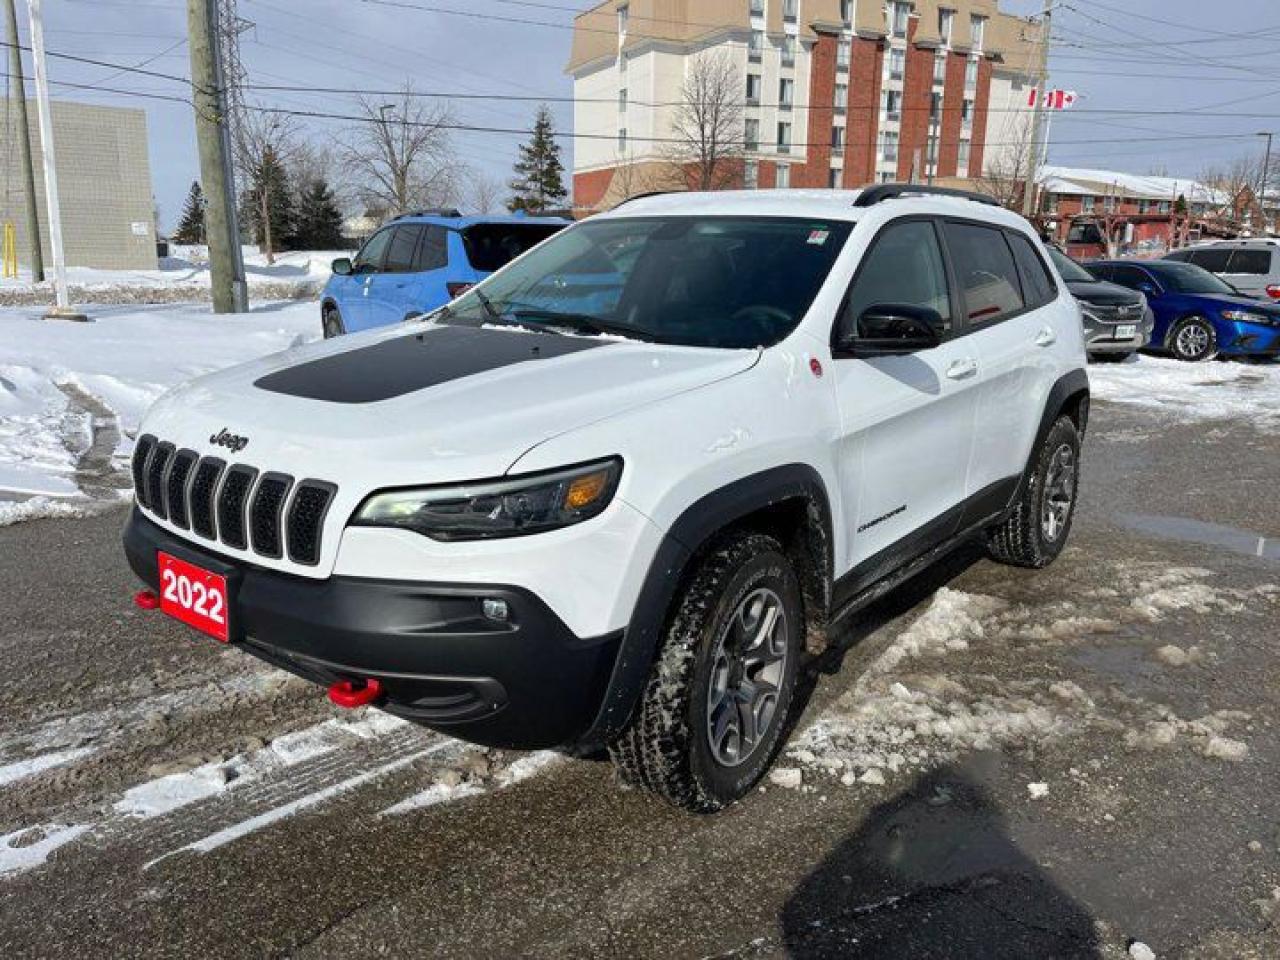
[209,428,249,453]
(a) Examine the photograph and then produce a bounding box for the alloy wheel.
[1041,443,1076,543]
[1175,321,1209,359]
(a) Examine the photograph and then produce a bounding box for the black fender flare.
[577,464,833,747]
[1009,368,1090,509]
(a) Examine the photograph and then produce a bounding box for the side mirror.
[835,304,943,358]
[331,257,353,276]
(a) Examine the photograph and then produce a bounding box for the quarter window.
[1226,249,1272,274]
[1006,232,1057,307]
[383,225,425,274]
[942,222,1025,324]
[844,220,953,336]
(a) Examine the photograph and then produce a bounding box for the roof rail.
[396,207,463,220]
[853,183,1002,208]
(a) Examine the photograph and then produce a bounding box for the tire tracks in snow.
[54,381,130,501]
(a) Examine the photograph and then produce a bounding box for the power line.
[0,68,191,104]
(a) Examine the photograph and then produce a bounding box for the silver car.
[1163,240,1280,301]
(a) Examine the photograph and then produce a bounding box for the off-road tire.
[1168,315,1217,362]
[608,531,803,813]
[322,304,345,339]
[986,416,1081,569]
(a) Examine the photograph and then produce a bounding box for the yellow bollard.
[1,222,17,279]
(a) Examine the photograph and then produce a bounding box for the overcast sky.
[5,0,1279,230]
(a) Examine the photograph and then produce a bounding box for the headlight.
[352,458,622,541]
[1221,309,1269,325]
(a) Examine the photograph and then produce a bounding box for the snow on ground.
[1089,354,1280,431]
[0,300,318,500]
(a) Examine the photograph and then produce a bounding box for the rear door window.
[1225,249,1272,275]
[1188,248,1232,272]
[383,225,425,274]
[942,221,1025,325]
[413,226,449,271]
[462,223,566,272]
[1006,232,1057,308]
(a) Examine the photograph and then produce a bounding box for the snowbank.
[1089,354,1280,431]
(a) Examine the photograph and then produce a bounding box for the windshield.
[1047,247,1096,284]
[439,216,855,348]
[461,223,566,272]
[1151,262,1237,295]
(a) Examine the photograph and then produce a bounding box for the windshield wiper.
[473,289,503,324]
[503,306,660,342]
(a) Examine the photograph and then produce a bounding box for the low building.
[567,0,1040,213]
[1,99,157,271]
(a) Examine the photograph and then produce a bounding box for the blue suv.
[321,211,568,337]
[1087,259,1280,361]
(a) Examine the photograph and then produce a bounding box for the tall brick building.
[568,0,1040,213]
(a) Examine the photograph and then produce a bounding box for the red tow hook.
[328,678,384,709]
[134,589,160,610]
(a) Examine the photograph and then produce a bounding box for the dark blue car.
[321,211,568,337]
[1087,259,1280,361]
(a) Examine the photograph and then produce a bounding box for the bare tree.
[663,52,744,192]
[236,109,300,264]
[971,113,1034,210]
[1198,152,1266,226]
[342,84,463,219]
[463,172,505,214]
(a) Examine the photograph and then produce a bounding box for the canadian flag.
[1027,88,1079,110]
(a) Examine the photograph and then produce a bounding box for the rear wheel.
[987,416,1081,569]
[322,304,345,339]
[609,531,803,812]
[1169,315,1217,362]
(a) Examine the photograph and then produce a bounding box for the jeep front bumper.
[124,507,623,750]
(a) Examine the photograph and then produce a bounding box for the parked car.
[321,211,568,337]
[124,184,1090,812]
[1163,240,1280,301]
[1087,259,1280,361]
[1045,246,1152,362]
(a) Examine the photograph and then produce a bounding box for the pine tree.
[291,178,345,250]
[508,105,568,214]
[241,145,295,261]
[173,181,206,244]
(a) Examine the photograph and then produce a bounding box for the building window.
[958,139,970,171]
[939,8,954,44]
[619,50,628,73]
[750,0,764,14]
[1082,196,1095,213]
[746,73,761,104]
[832,126,845,149]
[970,14,986,50]
[779,77,794,109]
[1138,199,1151,214]
[745,118,760,151]
[930,91,942,120]
[777,121,792,153]
[1158,200,1171,214]
[884,89,901,120]
[834,82,847,113]
[781,35,796,66]
[890,48,905,80]
[965,59,977,88]
[749,29,764,61]
[619,88,627,112]
[879,171,895,182]
[933,54,945,85]
[782,0,797,22]
[776,163,791,188]
[962,98,973,124]
[745,160,759,189]
[829,168,842,189]
[884,131,899,162]
[618,3,628,35]
[618,128,627,151]
[1047,193,1060,213]
[837,37,851,70]
[1104,195,1117,213]
[841,0,852,23]
[927,135,938,164]
[891,1,910,37]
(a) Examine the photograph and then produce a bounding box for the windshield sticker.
[807,229,830,246]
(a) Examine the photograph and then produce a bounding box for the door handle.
[1035,326,1057,347]
[945,358,978,380]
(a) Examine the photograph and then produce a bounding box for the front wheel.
[609,531,803,812]
[1169,315,1217,362]
[987,416,1081,569]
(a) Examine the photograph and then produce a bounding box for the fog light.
[482,598,509,622]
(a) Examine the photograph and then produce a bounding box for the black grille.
[189,457,225,540]
[286,481,336,566]
[132,435,157,507]
[165,450,198,529]
[250,472,292,558]
[216,465,258,550]
[145,442,175,519]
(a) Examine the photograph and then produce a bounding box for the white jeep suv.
[124,186,1089,812]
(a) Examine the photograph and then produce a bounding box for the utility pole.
[26,0,83,319]
[188,0,247,313]
[1021,0,1052,217]
[5,0,42,281]
[1257,131,1273,233]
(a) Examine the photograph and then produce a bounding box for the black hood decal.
[254,325,611,403]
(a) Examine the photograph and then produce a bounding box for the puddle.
[1118,513,1278,563]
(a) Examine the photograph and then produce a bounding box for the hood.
[1064,279,1143,307]
[141,321,759,490]
[1184,292,1280,314]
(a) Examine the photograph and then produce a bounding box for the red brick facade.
[938,51,967,177]
[843,36,885,186]
[573,168,615,213]
[896,18,935,181]
[794,33,837,188]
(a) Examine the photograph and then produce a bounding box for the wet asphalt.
[0,398,1278,959]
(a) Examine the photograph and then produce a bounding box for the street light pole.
[1022,0,1052,217]
[4,0,43,282]
[25,0,84,320]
